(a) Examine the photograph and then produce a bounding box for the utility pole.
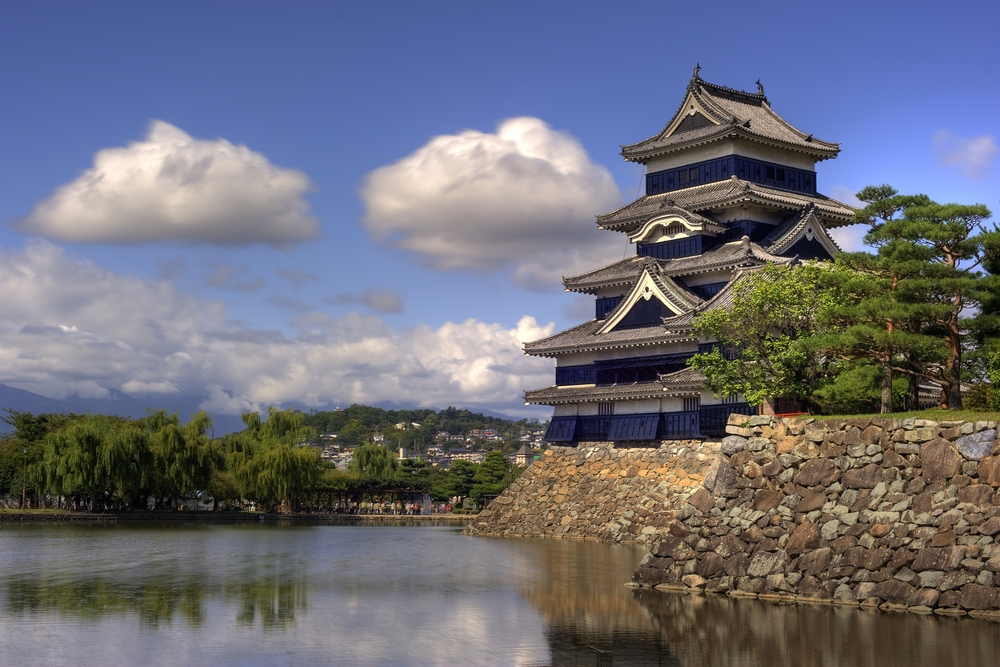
[21,447,27,511]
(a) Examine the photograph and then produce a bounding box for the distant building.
[525,69,854,445]
[515,444,534,467]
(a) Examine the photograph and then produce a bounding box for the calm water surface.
[0,523,997,666]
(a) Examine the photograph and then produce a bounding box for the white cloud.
[825,185,867,252]
[0,242,554,417]
[324,287,406,314]
[361,117,624,290]
[932,130,997,180]
[18,121,319,246]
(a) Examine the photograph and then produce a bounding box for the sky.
[0,1,997,420]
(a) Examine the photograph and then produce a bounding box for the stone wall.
[633,415,1000,618]
[464,440,718,544]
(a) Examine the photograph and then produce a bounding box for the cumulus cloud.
[18,121,319,246]
[0,242,554,416]
[361,117,624,290]
[324,287,406,314]
[205,265,264,292]
[932,130,997,180]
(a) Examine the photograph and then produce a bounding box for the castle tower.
[525,69,856,445]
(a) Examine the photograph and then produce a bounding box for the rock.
[724,553,750,577]
[682,574,707,589]
[904,427,939,442]
[703,457,737,495]
[875,579,914,604]
[958,485,995,506]
[786,522,821,555]
[713,535,748,559]
[751,489,784,512]
[842,464,882,489]
[687,487,714,514]
[696,553,724,578]
[747,550,790,577]
[938,571,974,591]
[979,456,1000,486]
[921,438,964,481]
[912,547,966,572]
[720,435,747,455]
[798,547,833,576]
[794,459,839,486]
[821,519,840,541]
[955,429,996,460]
[908,588,940,607]
[854,582,877,601]
[795,492,828,513]
[978,517,1000,537]
[862,548,894,571]
[959,584,998,610]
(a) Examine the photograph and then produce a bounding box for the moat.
[1,523,998,666]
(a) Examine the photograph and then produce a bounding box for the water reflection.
[0,525,998,666]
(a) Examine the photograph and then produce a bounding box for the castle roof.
[562,238,793,294]
[596,177,856,234]
[620,73,840,163]
[524,367,705,405]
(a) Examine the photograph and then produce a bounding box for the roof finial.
[741,235,751,253]
[755,78,764,95]
[692,63,701,80]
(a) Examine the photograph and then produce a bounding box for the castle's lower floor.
[544,402,753,444]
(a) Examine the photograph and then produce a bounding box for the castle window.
[683,396,700,412]
[766,166,775,179]
[598,402,614,416]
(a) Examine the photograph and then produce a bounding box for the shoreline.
[0,511,477,525]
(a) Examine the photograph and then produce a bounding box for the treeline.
[301,404,542,451]
[0,408,520,511]
[691,185,1000,414]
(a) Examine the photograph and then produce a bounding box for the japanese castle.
[526,68,856,445]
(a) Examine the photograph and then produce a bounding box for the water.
[0,523,997,666]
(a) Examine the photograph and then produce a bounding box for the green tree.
[688,262,836,408]
[447,459,477,499]
[470,450,513,503]
[347,443,399,479]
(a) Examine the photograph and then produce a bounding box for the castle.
[525,68,856,445]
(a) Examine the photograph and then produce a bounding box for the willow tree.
[226,408,319,511]
[146,410,220,510]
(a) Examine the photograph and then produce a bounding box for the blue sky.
[0,1,997,418]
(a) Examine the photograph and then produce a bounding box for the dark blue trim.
[577,415,613,441]
[661,411,701,439]
[646,156,816,196]
[614,296,672,330]
[686,281,727,300]
[555,352,694,386]
[608,414,661,440]
[637,235,718,260]
[595,295,623,320]
[544,417,578,442]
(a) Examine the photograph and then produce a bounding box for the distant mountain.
[0,383,245,435]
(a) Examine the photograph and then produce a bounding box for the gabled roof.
[596,268,702,333]
[522,318,696,358]
[762,203,842,257]
[596,177,857,234]
[620,73,840,163]
[562,238,794,294]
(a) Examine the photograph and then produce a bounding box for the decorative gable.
[598,268,701,334]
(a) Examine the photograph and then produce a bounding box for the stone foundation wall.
[464,440,718,544]
[633,415,1000,618]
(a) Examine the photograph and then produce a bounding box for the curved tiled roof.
[762,204,844,256]
[621,76,840,163]
[524,367,706,405]
[563,239,793,293]
[522,319,696,358]
[596,178,857,233]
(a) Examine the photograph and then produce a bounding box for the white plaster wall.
[636,399,660,413]
[643,139,817,175]
[553,404,578,416]
[614,400,638,414]
[661,396,685,412]
[578,402,599,416]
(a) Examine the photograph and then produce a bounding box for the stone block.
[921,439,964,481]
[960,584,998,610]
[696,552,724,578]
[720,435,747,455]
[911,546,966,572]
[747,550,790,577]
[956,429,996,460]
[978,456,1000,486]
[938,571,974,591]
[798,547,833,576]
[724,553,750,577]
[794,459,839,486]
[875,578,914,604]
[843,464,882,489]
[958,485,995,506]
[904,427,939,442]
[687,487,714,514]
[786,522,821,555]
[978,517,1000,536]
[751,489,784,512]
